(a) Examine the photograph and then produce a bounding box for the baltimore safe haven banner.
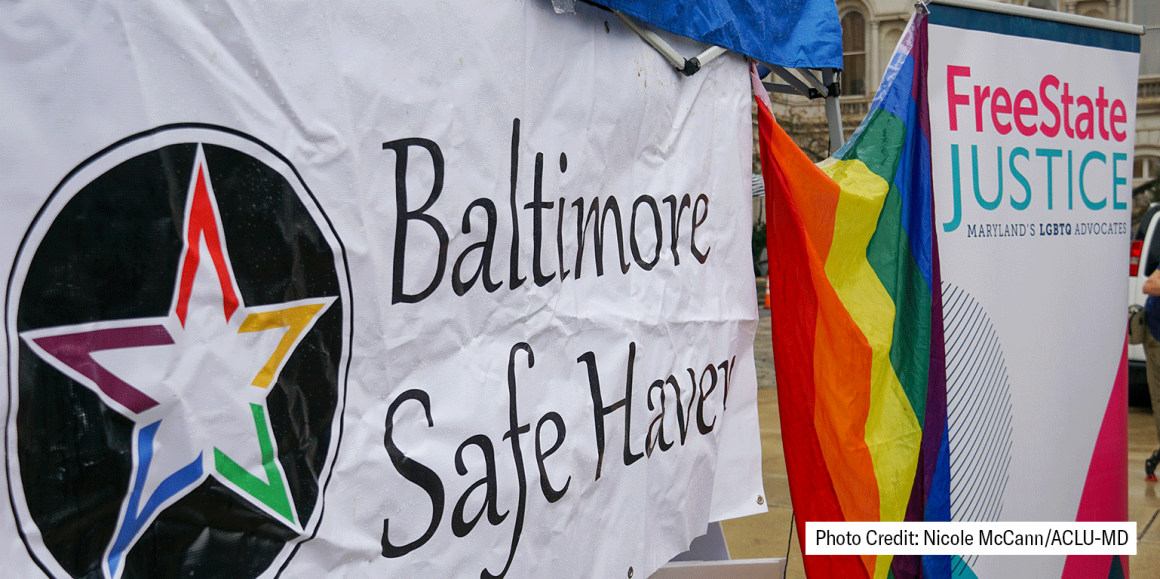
[0,2,765,578]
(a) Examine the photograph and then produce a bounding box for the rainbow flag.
[756,12,951,579]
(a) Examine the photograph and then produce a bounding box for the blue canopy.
[589,0,843,70]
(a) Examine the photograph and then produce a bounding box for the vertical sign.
[928,2,1140,577]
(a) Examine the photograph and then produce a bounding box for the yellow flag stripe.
[819,157,923,579]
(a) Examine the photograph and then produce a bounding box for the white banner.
[928,4,1139,578]
[0,2,764,579]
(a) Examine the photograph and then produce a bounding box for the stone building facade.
[769,0,1159,207]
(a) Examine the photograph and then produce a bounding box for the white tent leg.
[822,68,845,154]
[614,12,727,76]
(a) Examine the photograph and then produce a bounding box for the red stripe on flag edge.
[759,97,873,579]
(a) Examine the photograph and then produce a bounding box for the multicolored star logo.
[21,146,331,578]
[7,127,348,579]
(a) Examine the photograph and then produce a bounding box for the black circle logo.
[5,125,350,579]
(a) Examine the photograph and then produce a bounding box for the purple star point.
[32,325,173,414]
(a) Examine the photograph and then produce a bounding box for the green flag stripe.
[839,108,933,424]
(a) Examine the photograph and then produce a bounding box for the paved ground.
[719,312,1160,578]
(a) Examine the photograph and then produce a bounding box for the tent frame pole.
[614,12,848,153]
[822,69,845,154]
[614,12,729,76]
[762,66,845,154]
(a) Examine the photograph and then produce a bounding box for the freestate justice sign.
[0,2,764,579]
[928,3,1139,578]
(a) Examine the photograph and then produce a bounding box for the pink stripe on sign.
[1061,336,1129,579]
[33,325,172,414]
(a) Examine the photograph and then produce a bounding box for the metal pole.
[614,12,727,76]
[692,46,728,68]
[822,68,845,154]
[614,12,686,70]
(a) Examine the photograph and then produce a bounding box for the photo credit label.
[806,522,1136,556]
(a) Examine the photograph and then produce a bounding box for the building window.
[1078,0,1109,19]
[1026,0,1057,10]
[1137,0,1160,76]
[1136,156,1160,184]
[841,11,867,96]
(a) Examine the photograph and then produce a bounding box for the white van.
[1128,203,1160,407]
